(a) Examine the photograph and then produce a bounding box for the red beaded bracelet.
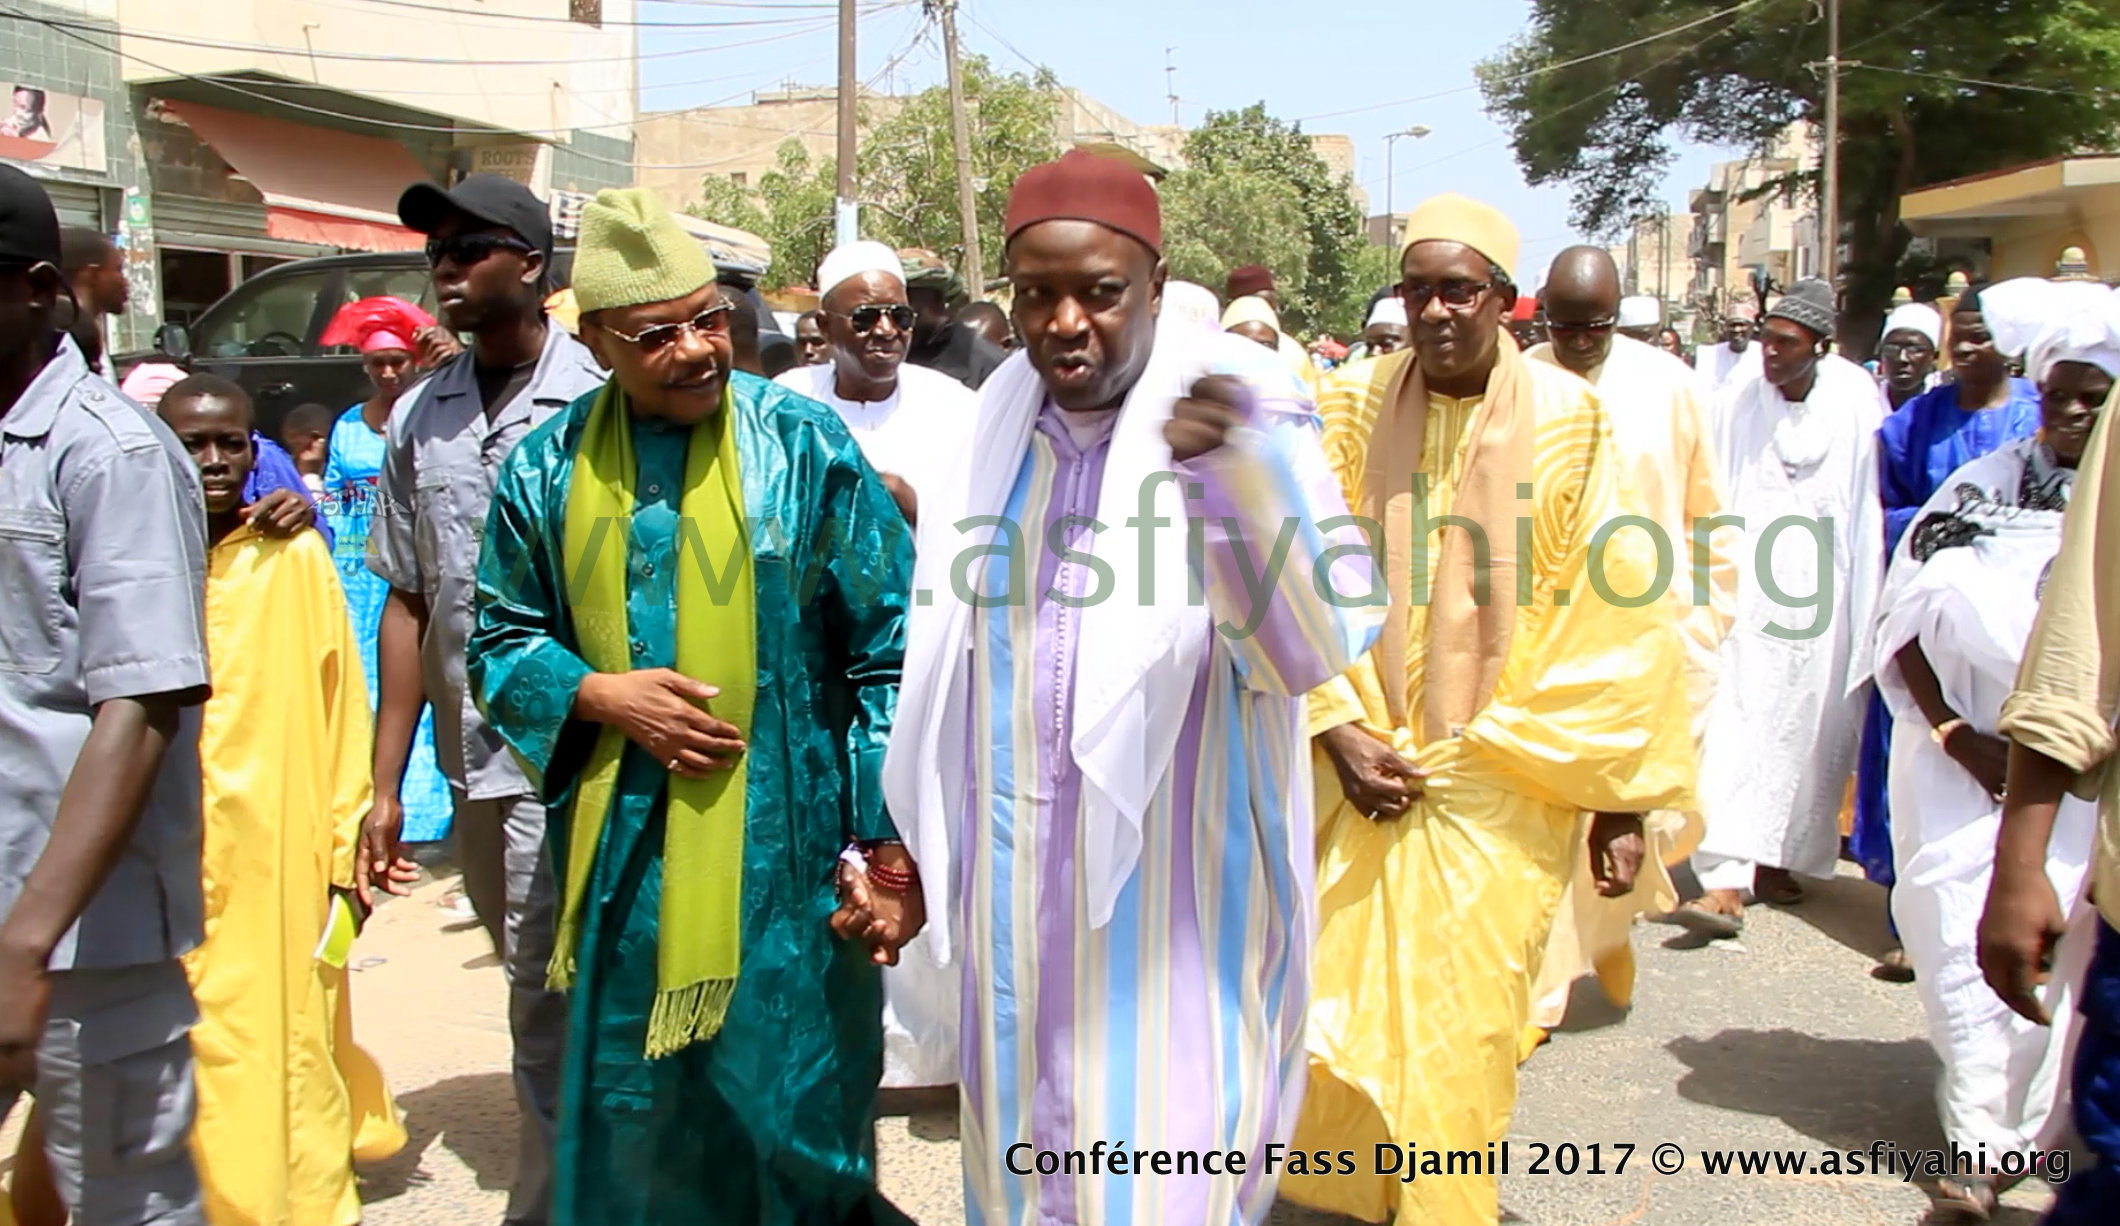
[865,860,915,893]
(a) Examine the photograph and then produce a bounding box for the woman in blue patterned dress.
[320,297,455,843]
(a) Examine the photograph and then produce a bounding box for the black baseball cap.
[0,164,61,267]
[397,173,554,259]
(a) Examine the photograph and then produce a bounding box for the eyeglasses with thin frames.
[597,303,735,355]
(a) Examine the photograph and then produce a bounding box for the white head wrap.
[1617,296,1661,329]
[1977,277,2120,382]
[1220,294,1281,336]
[1366,296,1409,329]
[1881,302,1943,350]
[815,239,904,300]
[1163,281,1221,332]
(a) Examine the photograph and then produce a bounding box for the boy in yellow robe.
[1282,198,1698,1226]
[158,375,404,1226]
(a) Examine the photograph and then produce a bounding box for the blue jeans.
[2047,916,2120,1223]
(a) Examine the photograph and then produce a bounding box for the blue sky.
[637,0,1744,288]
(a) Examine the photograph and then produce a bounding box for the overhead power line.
[11,7,908,67]
[1296,0,1780,123]
[1849,62,2112,99]
[337,0,843,26]
[961,4,1043,77]
[3,3,915,169]
[1358,13,1749,195]
[339,0,835,25]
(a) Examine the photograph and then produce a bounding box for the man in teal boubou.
[467,186,921,1226]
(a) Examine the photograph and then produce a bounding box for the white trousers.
[1693,851,1757,893]
[1892,793,2096,1153]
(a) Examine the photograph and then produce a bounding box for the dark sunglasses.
[1402,279,1495,312]
[833,304,916,335]
[1546,318,1617,337]
[597,304,735,355]
[425,233,536,268]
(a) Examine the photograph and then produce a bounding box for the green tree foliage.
[1161,169,1309,307]
[1481,0,2120,352]
[690,141,839,291]
[689,57,1061,291]
[858,56,1062,274]
[1163,104,1375,337]
[688,77,1386,338]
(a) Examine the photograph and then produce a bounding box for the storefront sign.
[0,84,106,174]
[470,144,550,192]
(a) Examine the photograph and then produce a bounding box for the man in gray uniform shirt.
[357,174,604,1226]
[0,165,210,1225]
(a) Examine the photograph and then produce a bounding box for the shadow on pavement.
[358,1072,518,1202]
[1773,870,1897,962]
[1667,1029,1943,1154]
[1554,974,1631,1035]
[1264,1200,1369,1225]
[1937,1207,2047,1226]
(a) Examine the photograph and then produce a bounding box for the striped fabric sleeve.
[1179,406,1384,698]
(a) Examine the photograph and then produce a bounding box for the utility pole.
[1165,48,1180,126]
[1659,214,1670,302]
[1821,0,1841,296]
[1383,126,1431,242]
[835,0,859,246]
[935,0,984,296]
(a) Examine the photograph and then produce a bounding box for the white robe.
[1696,356,1884,878]
[1523,336,1736,1028]
[775,357,976,1089]
[1697,340,1763,404]
[1870,439,2098,1153]
[773,359,978,502]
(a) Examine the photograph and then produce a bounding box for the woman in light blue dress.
[321,298,454,843]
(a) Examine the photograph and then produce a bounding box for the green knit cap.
[572,188,717,314]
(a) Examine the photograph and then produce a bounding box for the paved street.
[331,865,2057,1223]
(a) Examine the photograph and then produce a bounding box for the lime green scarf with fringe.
[554,380,754,1060]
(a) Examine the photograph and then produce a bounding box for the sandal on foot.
[1754,871,1805,906]
[1872,946,1916,983]
[1933,1174,1997,1220]
[1669,900,1744,940]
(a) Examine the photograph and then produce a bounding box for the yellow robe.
[186,525,404,1226]
[1520,337,1738,1041]
[1285,352,1697,1226]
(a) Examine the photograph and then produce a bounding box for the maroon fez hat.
[1004,150,1162,256]
[1225,265,1275,299]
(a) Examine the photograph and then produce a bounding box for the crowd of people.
[2,140,2119,1226]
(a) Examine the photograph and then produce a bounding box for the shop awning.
[163,101,432,252]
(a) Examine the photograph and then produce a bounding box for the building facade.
[1901,154,2119,283]
[1686,122,1820,331]
[1609,211,1697,326]
[636,83,1364,236]
[635,83,1192,217]
[2,0,636,351]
